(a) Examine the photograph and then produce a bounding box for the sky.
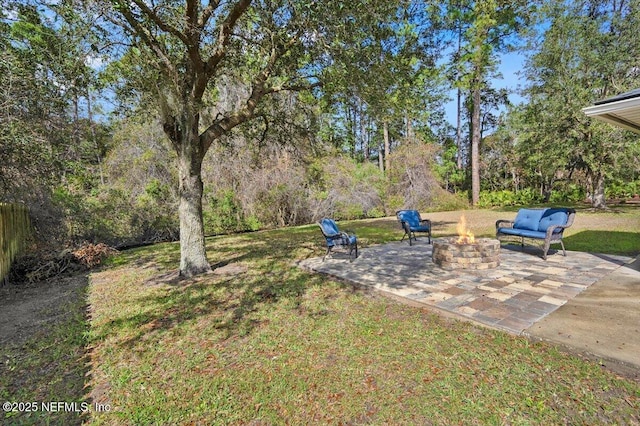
[443,51,527,126]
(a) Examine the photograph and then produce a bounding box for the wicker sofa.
[496,208,576,260]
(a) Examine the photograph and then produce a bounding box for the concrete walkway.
[299,240,640,377]
[528,255,640,379]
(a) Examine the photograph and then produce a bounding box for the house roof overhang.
[582,89,640,134]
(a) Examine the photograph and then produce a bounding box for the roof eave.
[582,96,640,134]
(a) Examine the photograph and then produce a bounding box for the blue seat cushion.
[498,227,547,239]
[409,225,430,232]
[513,208,547,231]
[320,218,356,247]
[326,234,357,247]
[538,208,569,233]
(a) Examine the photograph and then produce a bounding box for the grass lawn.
[2,207,640,424]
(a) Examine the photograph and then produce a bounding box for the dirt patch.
[0,274,88,347]
[0,273,90,425]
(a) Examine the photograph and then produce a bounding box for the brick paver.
[299,240,633,335]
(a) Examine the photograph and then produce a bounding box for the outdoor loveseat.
[496,207,576,260]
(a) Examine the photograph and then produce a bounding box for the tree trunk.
[405,113,414,141]
[471,86,481,206]
[456,87,463,170]
[383,121,390,173]
[174,114,212,277]
[455,14,463,171]
[347,104,356,157]
[360,99,369,160]
[87,89,104,185]
[592,173,606,209]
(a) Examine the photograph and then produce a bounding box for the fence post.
[0,203,31,284]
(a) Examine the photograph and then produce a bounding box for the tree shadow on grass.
[92,253,330,353]
[90,224,356,362]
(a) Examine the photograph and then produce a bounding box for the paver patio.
[299,240,634,335]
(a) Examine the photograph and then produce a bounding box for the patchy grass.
[85,209,640,424]
[0,276,90,425]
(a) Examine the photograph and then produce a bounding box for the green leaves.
[514,0,640,206]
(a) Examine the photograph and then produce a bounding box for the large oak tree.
[99,0,400,276]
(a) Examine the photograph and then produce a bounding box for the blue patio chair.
[396,210,431,245]
[318,218,358,261]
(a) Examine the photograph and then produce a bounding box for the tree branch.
[205,0,253,77]
[199,29,306,150]
[130,0,190,46]
[132,0,210,80]
[113,3,177,78]
[199,0,222,27]
[263,81,322,95]
[199,76,320,153]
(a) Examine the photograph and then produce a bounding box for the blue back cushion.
[538,208,569,233]
[320,218,339,236]
[397,210,421,227]
[513,208,547,231]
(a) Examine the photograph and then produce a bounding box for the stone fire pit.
[432,237,500,270]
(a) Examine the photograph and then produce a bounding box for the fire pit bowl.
[432,237,500,270]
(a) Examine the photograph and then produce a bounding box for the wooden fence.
[1,203,31,283]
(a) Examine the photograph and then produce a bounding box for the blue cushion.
[327,235,358,247]
[498,227,547,239]
[320,218,339,236]
[320,218,356,247]
[397,210,428,230]
[326,233,357,247]
[538,208,568,233]
[513,208,547,231]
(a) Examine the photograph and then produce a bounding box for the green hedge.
[0,203,31,283]
[476,189,544,208]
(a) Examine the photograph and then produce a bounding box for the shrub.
[386,140,449,211]
[549,184,585,203]
[204,189,248,235]
[383,195,405,215]
[254,182,310,227]
[431,192,469,211]
[477,189,544,208]
[607,180,640,199]
[308,156,384,220]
